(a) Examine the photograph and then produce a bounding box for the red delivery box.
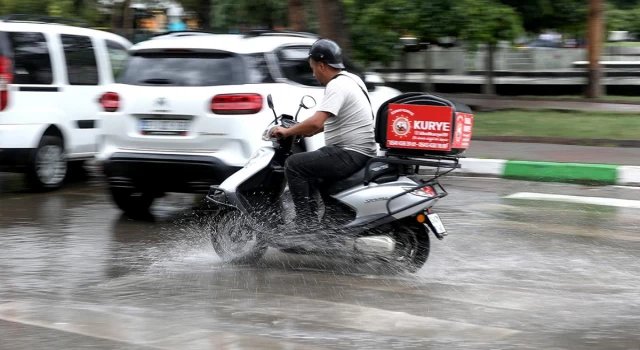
[375,93,474,156]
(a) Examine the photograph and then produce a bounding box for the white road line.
[92,275,520,343]
[613,185,640,190]
[0,300,322,350]
[504,192,640,209]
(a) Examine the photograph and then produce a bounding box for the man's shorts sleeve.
[317,83,345,117]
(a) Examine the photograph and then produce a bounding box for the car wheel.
[26,135,67,192]
[109,187,155,217]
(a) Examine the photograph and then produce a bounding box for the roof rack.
[242,29,319,39]
[0,14,88,27]
[152,30,217,38]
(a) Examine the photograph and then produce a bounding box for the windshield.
[117,51,273,86]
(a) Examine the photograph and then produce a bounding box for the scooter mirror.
[301,95,316,109]
[267,94,274,110]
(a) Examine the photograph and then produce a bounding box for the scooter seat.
[326,168,367,195]
[323,161,402,195]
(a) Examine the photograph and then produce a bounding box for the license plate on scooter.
[427,213,447,235]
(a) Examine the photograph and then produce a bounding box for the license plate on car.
[139,119,190,135]
[427,213,447,235]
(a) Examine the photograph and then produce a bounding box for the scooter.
[205,94,459,272]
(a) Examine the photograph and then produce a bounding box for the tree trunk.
[483,43,496,96]
[316,0,351,53]
[423,48,434,93]
[586,0,604,98]
[122,0,133,41]
[198,0,212,30]
[288,0,306,31]
[110,2,120,32]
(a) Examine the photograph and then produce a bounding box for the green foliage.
[207,0,287,31]
[343,0,415,66]
[412,0,462,40]
[621,7,640,35]
[499,0,587,36]
[0,0,100,26]
[610,0,640,9]
[454,0,524,49]
[0,0,50,16]
[606,4,632,32]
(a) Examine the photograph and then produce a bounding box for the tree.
[316,0,350,53]
[610,0,640,9]
[606,3,632,32]
[413,0,462,92]
[587,0,604,98]
[210,0,287,31]
[288,0,306,31]
[0,0,50,16]
[179,0,213,30]
[343,0,418,67]
[455,0,524,95]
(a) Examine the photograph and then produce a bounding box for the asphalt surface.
[1,172,639,349]
[466,140,640,165]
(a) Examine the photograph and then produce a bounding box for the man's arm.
[271,111,331,138]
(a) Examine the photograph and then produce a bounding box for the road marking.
[613,185,640,190]
[92,275,520,343]
[504,192,640,209]
[0,300,324,350]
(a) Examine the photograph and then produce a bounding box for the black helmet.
[308,38,345,69]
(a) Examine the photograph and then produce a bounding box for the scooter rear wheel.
[391,220,431,273]
[210,211,267,265]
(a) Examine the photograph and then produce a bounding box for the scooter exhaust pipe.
[354,236,396,256]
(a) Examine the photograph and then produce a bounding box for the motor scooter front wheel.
[210,210,267,265]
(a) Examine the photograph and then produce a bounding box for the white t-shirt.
[317,71,377,157]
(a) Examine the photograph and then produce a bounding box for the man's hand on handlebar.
[269,126,289,139]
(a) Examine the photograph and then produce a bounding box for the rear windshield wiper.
[140,78,176,85]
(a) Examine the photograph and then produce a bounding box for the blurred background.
[2,0,637,98]
[3,0,637,145]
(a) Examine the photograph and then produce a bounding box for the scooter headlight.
[262,128,274,141]
[262,124,279,141]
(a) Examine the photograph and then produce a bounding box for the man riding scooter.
[270,38,376,230]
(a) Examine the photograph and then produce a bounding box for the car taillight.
[211,94,263,115]
[100,92,120,112]
[0,56,14,112]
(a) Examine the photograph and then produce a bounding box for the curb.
[419,158,640,186]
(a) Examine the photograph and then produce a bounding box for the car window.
[276,46,321,87]
[276,46,366,87]
[117,52,249,86]
[5,31,53,85]
[243,53,274,84]
[0,32,10,59]
[61,34,99,85]
[106,40,129,81]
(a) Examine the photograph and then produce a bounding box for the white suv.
[96,30,402,215]
[0,16,132,191]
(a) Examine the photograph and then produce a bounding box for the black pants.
[284,146,371,225]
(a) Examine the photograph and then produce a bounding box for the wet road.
[1,172,639,349]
